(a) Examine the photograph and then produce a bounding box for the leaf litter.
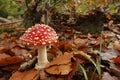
[0,13,120,80]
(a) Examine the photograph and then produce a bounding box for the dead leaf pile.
[1,13,120,80]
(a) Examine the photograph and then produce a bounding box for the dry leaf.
[73,38,87,45]
[101,72,119,80]
[2,63,20,71]
[0,45,9,53]
[114,41,120,51]
[46,63,72,75]
[67,58,79,80]
[45,52,73,75]
[11,47,31,58]
[0,32,10,39]
[39,70,47,80]
[0,54,25,66]
[111,56,120,64]
[46,52,73,68]
[0,78,4,80]
[110,63,120,77]
[9,69,39,80]
[101,49,120,62]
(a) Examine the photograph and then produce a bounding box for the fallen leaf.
[67,58,79,80]
[111,56,120,63]
[48,46,62,55]
[114,41,120,51]
[0,45,9,53]
[73,38,87,45]
[0,53,11,59]
[87,72,99,80]
[101,49,120,62]
[46,63,72,75]
[46,52,73,68]
[45,52,73,75]
[110,63,120,77]
[0,32,10,39]
[9,69,39,80]
[0,78,4,80]
[101,72,119,80]
[39,70,47,80]
[2,63,20,71]
[64,41,76,51]
[11,47,31,59]
[74,54,88,63]
[0,54,25,66]
[0,38,16,49]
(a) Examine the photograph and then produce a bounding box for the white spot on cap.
[34,43,37,46]
[34,37,39,40]
[37,31,40,33]
[44,32,47,34]
[42,42,46,45]
[48,41,51,43]
[48,29,50,31]
[27,43,30,45]
[32,32,35,34]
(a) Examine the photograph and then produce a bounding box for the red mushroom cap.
[20,24,58,45]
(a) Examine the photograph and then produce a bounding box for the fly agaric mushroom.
[20,24,58,69]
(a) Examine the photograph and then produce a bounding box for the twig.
[0,20,22,26]
[25,0,31,11]
[44,0,50,25]
[50,0,64,9]
[0,17,11,23]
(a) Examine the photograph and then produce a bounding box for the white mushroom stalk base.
[35,45,49,70]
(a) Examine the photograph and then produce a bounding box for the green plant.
[0,0,24,18]
[0,27,16,34]
[75,50,101,76]
[78,64,88,80]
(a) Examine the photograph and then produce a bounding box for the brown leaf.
[0,54,25,66]
[64,42,75,51]
[67,58,79,80]
[39,70,47,80]
[46,63,72,75]
[2,63,20,71]
[0,38,16,49]
[0,45,9,53]
[0,32,10,39]
[46,52,73,68]
[0,53,11,59]
[48,46,62,55]
[87,72,99,80]
[45,52,73,75]
[11,47,31,59]
[101,72,119,80]
[9,69,39,80]
[101,49,120,62]
[74,54,88,63]
[73,38,87,45]
[114,41,120,51]
[111,56,120,64]
[55,41,69,49]
[110,63,120,77]
[0,78,4,80]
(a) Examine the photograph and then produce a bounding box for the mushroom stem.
[35,45,49,69]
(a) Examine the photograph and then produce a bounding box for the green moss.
[0,27,16,34]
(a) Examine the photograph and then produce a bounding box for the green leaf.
[73,49,101,76]
[79,64,88,80]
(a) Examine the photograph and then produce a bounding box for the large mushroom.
[20,24,58,69]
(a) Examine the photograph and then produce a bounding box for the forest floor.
[0,10,120,80]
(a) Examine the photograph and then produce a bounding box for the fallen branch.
[0,17,11,23]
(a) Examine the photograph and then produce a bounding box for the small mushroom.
[20,24,58,69]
